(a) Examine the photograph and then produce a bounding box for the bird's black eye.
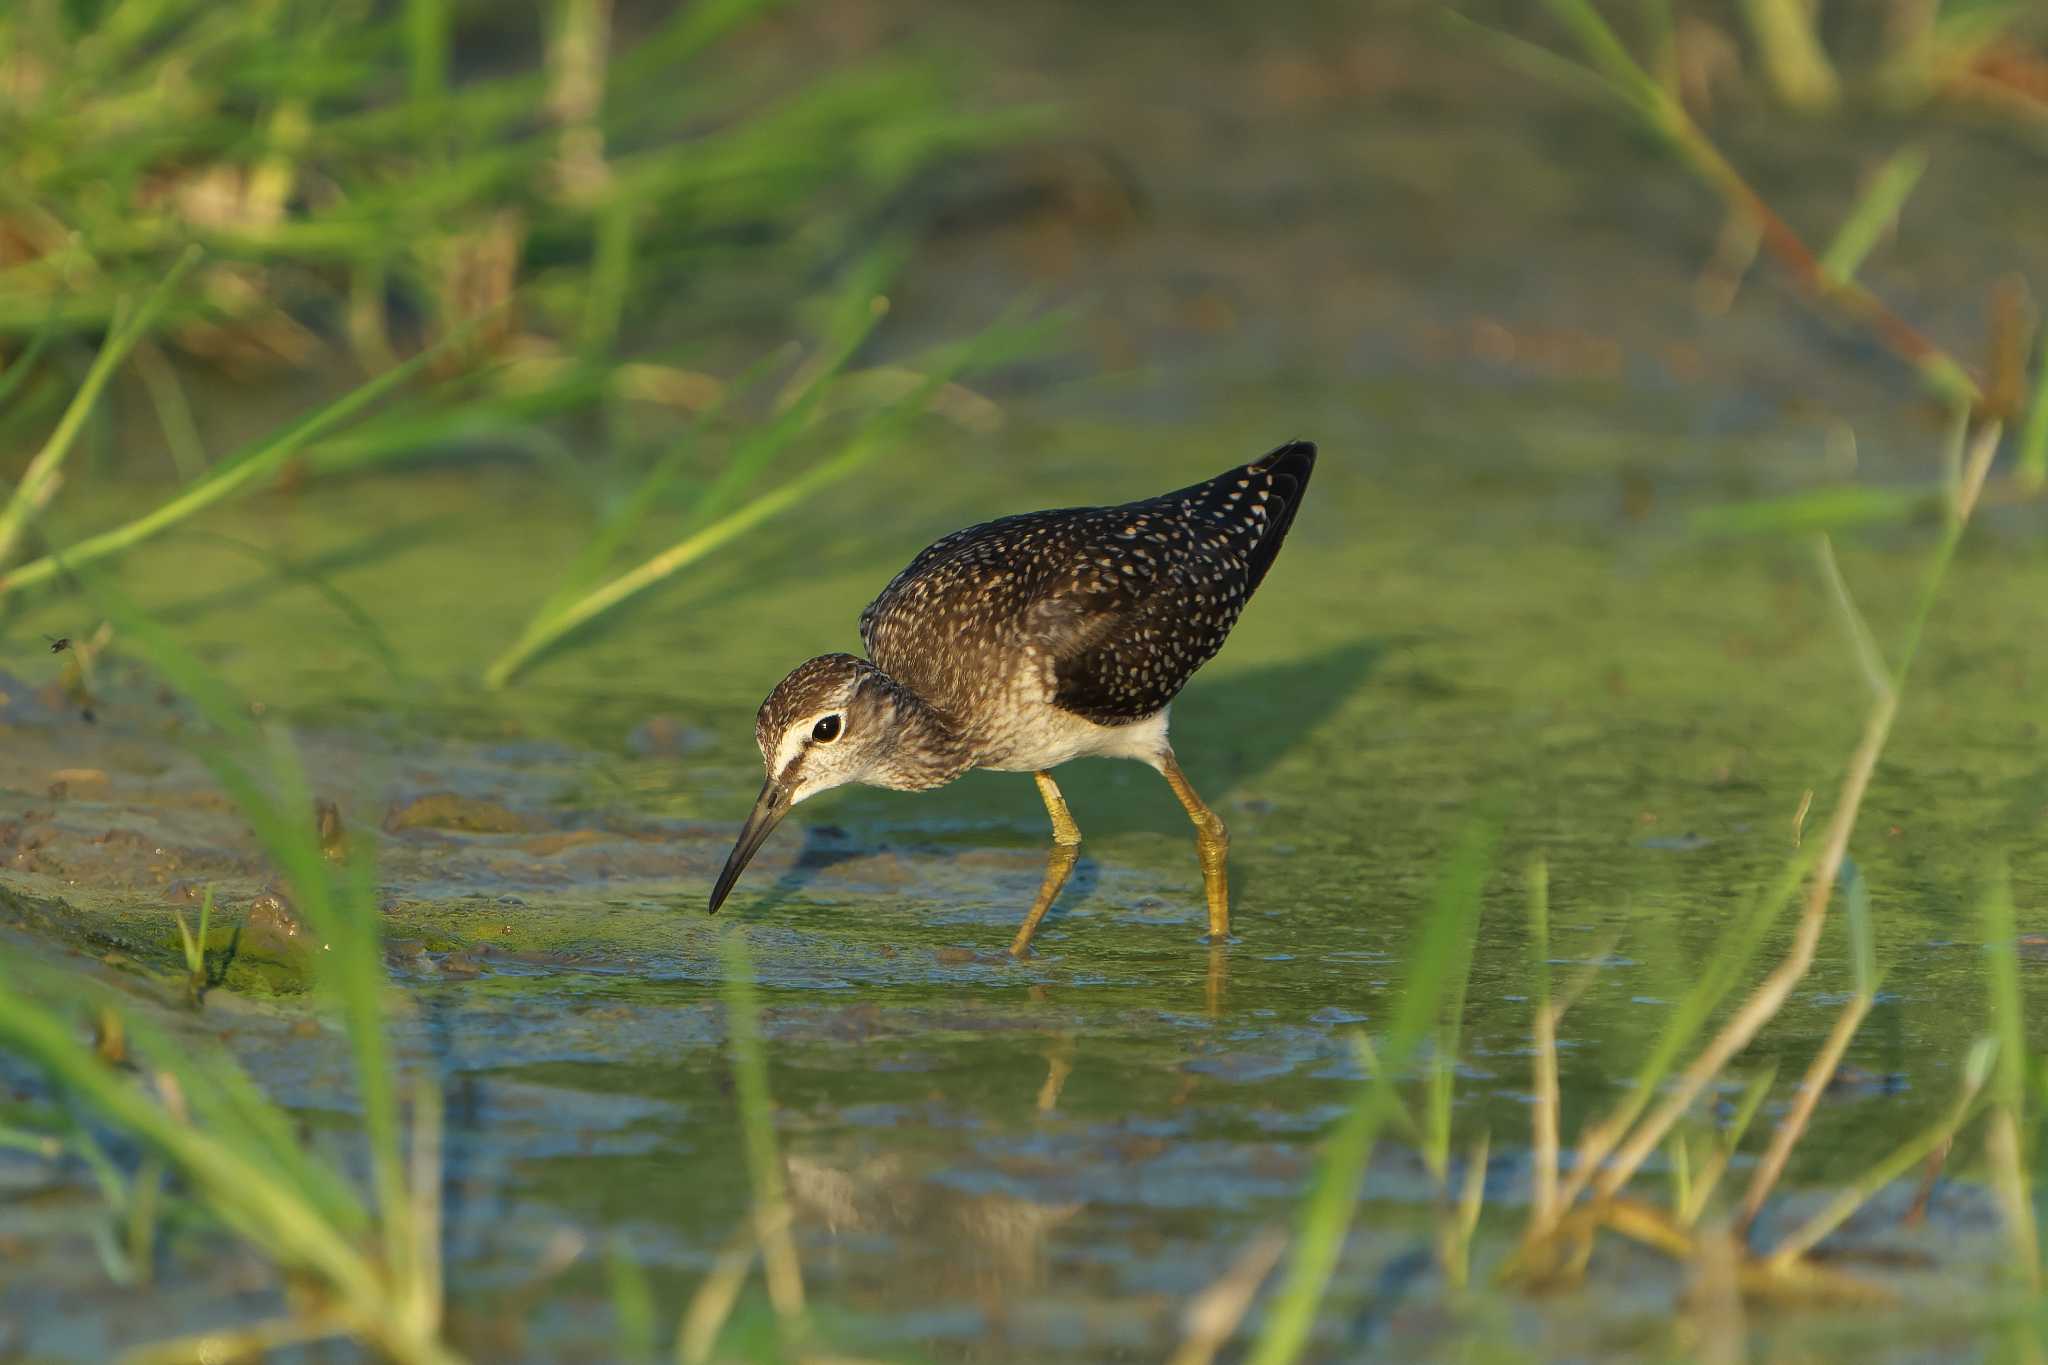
[811,714,842,743]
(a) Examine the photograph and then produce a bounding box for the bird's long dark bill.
[708,777,792,913]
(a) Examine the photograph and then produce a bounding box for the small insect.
[46,636,71,654]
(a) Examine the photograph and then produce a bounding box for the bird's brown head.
[708,653,900,913]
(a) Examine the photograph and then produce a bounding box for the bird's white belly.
[977,704,1171,773]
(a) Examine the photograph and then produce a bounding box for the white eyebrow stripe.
[771,722,818,778]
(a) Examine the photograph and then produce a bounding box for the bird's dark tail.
[1238,439,1316,594]
[1154,439,1317,596]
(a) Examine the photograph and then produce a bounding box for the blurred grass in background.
[0,0,1056,680]
[0,0,1035,372]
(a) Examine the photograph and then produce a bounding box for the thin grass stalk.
[1590,699,1890,1205]
[482,344,966,688]
[1689,1218,1746,1365]
[2023,324,2048,489]
[1819,146,1929,288]
[172,886,213,1007]
[0,979,390,1334]
[1443,1131,1489,1290]
[1436,10,1630,108]
[1168,1230,1289,1365]
[1639,0,1676,90]
[1577,422,2001,1209]
[718,930,809,1351]
[79,575,440,1350]
[125,1155,164,1285]
[1738,866,1880,1229]
[1815,535,1894,700]
[1425,823,1489,1183]
[1668,1132,1694,1222]
[524,351,775,616]
[118,1313,357,1365]
[406,1076,447,1347]
[581,197,634,355]
[132,340,209,480]
[406,0,449,134]
[1249,815,1496,1365]
[0,247,200,567]
[609,1234,658,1362]
[0,314,490,598]
[676,1222,758,1365]
[1982,858,2042,1290]
[249,727,412,1290]
[1346,1034,1424,1145]
[1517,0,1982,411]
[1527,855,1560,1233]
[1247,1090,1396,1365]
[1681,1066,1776,1228]
[1765,1038,1996,1266]
[1738,994,1874,1230]
[1553,852,1810,1216]
[1738,0,1841,110]
[0,303,64,412]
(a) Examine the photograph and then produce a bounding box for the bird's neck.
[870,674,974,791]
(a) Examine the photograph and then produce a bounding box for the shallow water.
[4,4,2048,1360]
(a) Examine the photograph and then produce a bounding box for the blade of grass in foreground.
[0,247,200,568]
[1246,813,1497,1365]
[1526,856,1559,1231]
[1981,858,2042,1290]
[482,250,903,691]
[717,929,809,1356]
[0,309,497,600]
[2021,328,2048,490]
[1738,864,1881,1230]
[83,565,440,1342]
[1819,146,1928,287]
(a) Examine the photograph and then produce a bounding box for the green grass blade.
[0,310,493,599]
[1435,11,1629,110]
[1691,484,1934,538]
[1538,0,1665,111]
[1983,859,2026,1119]
[482,299,1056,688]
[609,1235,658,1363]
[0,968,382,1308]
[1249,813,1497,1365]
[1982,856,2042,1288]
[1820,146,1928,286]
[0,246,200,567]
[2020,325,2048,491]
[0,296,65,411]
[1738,0,1841,110]
[718,929,810,1351]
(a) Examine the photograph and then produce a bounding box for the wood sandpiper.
[708,439,1317,955]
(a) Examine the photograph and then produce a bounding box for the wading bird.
[708,440,1316,955]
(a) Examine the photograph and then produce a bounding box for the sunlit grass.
[1449,1,2048,540]
[1246,813,1497,1365]
[0,584,459,1361]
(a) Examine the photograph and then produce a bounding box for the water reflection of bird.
[708,441,1317,955]
[784,1153,1082,1304]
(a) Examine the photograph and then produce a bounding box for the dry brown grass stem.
[1588,690,1893,1205]
[1738,991,1875,1231]
[677,1222,758,1365]
[1530,997,1561,1232]
[1168,1229,1289,1365]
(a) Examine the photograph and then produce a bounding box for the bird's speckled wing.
[860,441,1316,726]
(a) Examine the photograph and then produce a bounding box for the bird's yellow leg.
[1160,752,1230,941]
[1010,771,1082,957]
